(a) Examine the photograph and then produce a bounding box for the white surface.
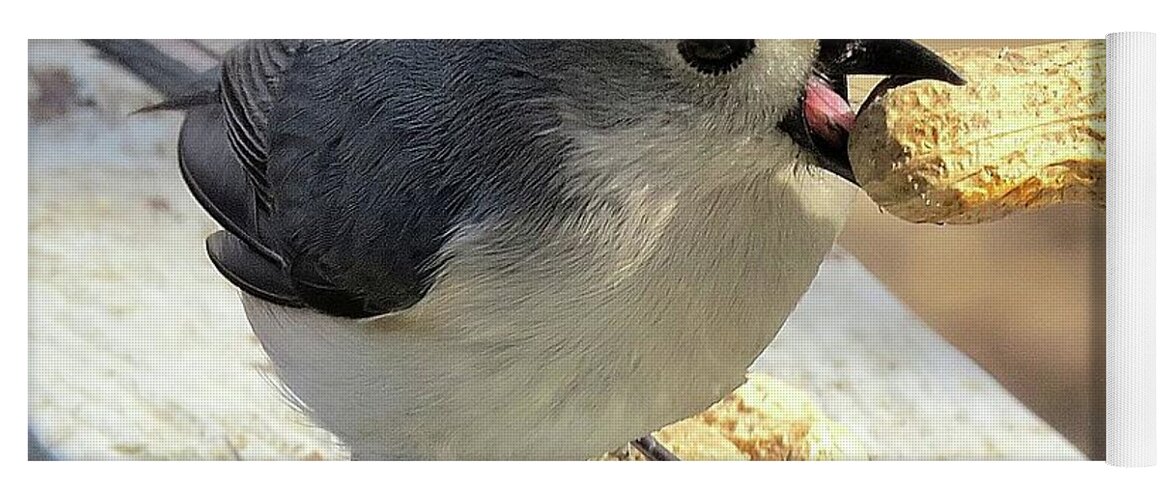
[27,39,1083,460]
[29,164,347,460]
[1105,32,1157,467]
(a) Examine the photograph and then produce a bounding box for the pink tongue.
[804,76,855,149]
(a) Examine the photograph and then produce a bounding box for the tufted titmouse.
[113,39,962,460]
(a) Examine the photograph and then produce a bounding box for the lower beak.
[779,39,965,185]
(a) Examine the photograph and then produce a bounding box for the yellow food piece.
[599,373,866,461]
[849,40,1105,224]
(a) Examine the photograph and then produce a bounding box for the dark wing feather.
[176,41,312,311]
[218,40,292,212]
[178,102,278,262]
[180,40,446,318]
[206,231,303,307]
[183,40,574,319]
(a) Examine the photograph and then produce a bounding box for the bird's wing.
[177,40,304,309]
[218,39,290,214]
[179,40,449,318]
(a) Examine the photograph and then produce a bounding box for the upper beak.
[778,39,965,185]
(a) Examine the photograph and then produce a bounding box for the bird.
[100,39,962,460]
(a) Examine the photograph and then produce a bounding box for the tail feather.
[134,89,219,113]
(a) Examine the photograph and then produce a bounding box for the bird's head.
[522,39,963,191]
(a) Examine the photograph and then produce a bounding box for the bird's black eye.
[677,40,756,76]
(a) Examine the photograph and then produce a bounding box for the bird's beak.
[778,39,965,185]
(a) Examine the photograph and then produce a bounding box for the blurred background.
[842,177,1104,460]
[28,39,1103,459]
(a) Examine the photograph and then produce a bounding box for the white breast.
[244,146,856,459]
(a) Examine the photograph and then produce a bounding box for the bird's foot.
[630,435,680,461]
